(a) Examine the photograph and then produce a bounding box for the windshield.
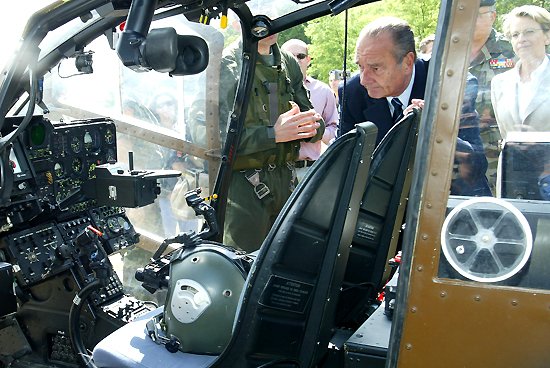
[0,1,57,70]
[40,9,103,58]
[248,0,327,18]
[36,12,241,242]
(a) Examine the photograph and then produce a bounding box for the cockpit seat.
[90,112,426,367]
[93,307,216,368]
[92,307,216,367]
[92,111,421,367]
[92,121,379,367]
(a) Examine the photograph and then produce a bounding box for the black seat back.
[210,122,378,368]
[336,110,421,327]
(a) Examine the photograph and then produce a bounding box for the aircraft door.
[390,1,550,367]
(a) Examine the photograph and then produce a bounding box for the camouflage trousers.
[223,164,296,253]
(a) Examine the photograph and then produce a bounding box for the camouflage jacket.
[220,42,324,170]
[469,29,515,126]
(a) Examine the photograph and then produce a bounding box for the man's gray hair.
[357,17,417,61]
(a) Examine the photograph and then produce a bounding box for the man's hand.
[274,102,322,143]
[403,98,425,116]
[455,151,474,182]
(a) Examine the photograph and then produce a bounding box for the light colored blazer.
[491,55,550,140]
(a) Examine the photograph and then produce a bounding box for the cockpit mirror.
[143,28,209,76]
[115,0,208,76]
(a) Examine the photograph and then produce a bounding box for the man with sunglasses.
[469,0,515,196]
[281,39,339,181]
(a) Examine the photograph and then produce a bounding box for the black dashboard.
[1,116,138,290]
[0,115,155,365]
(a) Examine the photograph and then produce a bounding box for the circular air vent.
[441,197,532,283]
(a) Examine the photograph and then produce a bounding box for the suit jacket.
[491,55,550,140]
[338,58,429,144]
[452,73,491,197]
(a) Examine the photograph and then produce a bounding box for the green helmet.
[162,245,248,354]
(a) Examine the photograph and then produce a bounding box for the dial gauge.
[84,131,101,152]
[72,158,82,173]
[71,136,81,153]
[106,148,116,163]
[105,129,114,145]
[107,217,122,233]
[54,162,64,178]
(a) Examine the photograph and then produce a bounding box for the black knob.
[165,337,180,353]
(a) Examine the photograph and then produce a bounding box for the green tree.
[304,7,382,83]
[495,0,548,30]
[292,0,542,86]
[279,23,310,47]
[383,0,440,41]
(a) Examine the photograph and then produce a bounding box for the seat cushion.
[92,309,217,368]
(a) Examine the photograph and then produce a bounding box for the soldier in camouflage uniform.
[468,0,515,195]
[220,34,324,253]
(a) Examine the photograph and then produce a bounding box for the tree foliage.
[279,23,310,47]
[494,0,548,29]
[297,0,441,84]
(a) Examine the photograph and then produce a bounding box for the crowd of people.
[216,1,550,252]
[120,2,550,253]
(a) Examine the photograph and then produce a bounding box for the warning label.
[259,275,313,313]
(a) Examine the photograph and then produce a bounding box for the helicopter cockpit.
[1,0,550,367]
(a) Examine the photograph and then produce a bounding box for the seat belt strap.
[244,170,270,199]
[267,82,279,125]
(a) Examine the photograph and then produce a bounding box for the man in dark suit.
[338,17,428,145]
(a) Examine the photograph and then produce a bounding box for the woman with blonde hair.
[491,5,550,199]
[491,5,550,139]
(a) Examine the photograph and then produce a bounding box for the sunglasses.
[296,53,308,60]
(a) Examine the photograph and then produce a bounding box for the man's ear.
[404,51,416,69]
[489,11,497,25]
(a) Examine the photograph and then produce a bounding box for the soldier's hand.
[273,103,321,143]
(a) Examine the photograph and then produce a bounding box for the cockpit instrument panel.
[23,117,118,216]
[0,116,138,291]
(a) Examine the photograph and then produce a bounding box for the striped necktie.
[391,98,403,122]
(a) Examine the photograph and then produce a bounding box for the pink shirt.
[299,76,339,160]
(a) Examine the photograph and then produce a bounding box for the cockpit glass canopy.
[248,0,326,19]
